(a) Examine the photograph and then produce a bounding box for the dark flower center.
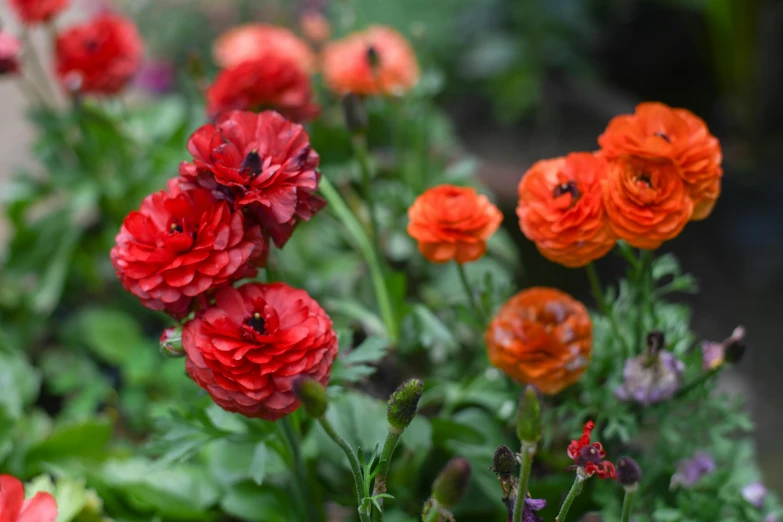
[241,149,263,178]
[85,39,99,52]
[553,181,581,201]
[169,222,183,234]
[636,172,653,188]
[576,445,603,467]
[246,312,265,333]
[654,131,671,143]
[366,46,380,68]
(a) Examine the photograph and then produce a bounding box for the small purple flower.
[615,349,684,405]
[742,482,767,508]
[764,514,779,522]
[701,326,745,370]
[521,497,546,522]
[134,60,175,94]
[670,451,715,489]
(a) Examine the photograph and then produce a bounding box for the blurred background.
[1,0,781,494]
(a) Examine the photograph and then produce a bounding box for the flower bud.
[293,378,328,418]
[491,445,516,478]
[160,327,184,358]
[516,385,542,444]
[646,330,665,355]
[387,378,423,434]
[432,457,471,509]
[724,338,746,365]
[616,456,642,488]
[341,93,368,135]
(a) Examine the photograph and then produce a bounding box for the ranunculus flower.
[322,25,419,96]
[602,154,693,249]
[10,0,68,24]
[598,102,722,221]
[54,13,143,95]
[179,110,325,247]
[517,152,616,267]
[0,32,22,75]
[111,180,266,319]
[0,474,57,522]
[183,282,339,420]
[566,421,616,479]
[213,23,315,72]
[206,54,320,122]
[485,287,592,394]
[407,185,502,264]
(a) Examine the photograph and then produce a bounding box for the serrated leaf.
[344,336,390,364]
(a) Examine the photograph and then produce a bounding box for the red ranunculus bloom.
[111,180,267,319]
[0,32,22,75]
[55,13,143,94]
[179,110,325,247]
[206,54,319,122]
[566,421,616,479]
[183,282,339,420]
[10,0,68,24]
[0,474,57,522]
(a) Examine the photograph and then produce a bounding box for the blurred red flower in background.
[0,32,22,75]
[10,0,68,24]
[183,282,338,420]
[0,474,57,522]
[179,110,325,247]
[213,23,315,73]
[54,13,143,94]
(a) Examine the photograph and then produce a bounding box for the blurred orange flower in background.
[213,24,316,73]
[485,287,592,394]
[598,102,722,221]
[300,11,331,44]
[407,185,503,264]
[517,152,616,267]
[322,25,419,96]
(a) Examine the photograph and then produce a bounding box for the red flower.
[213,24,315,73]
[10,0,68,24]
[206,54,319,122]
[0,32,22,75]
[0,474,57,522]
[566,421,616,479]
[55,13,143,94]
[179,110,325,247]
[111,180,267,319]
[182,282,339,420]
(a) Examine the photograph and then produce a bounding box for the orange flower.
[485,287,592,395]
[322,26,419,96]
[407,185,503,264]
[213,24,316,72]
[300,11,330,44]
[598,102,722,221]
[602,155,693,249]
[517,152,616,267]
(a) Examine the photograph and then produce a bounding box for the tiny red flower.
[206,54,319,122]
[111,179,267,319]
[183,282,339,420]
[0,474,57,522]
[179,110,325,247]
[0,32,22,75]
[10,0,68,24]
[566,421,616,479]
[55,13,143,94]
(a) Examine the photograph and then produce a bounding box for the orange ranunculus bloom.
[602,155,693,250]
[517,152,616,268]
[598,102,722,221]
[407,185,503,264]
[213,24,316,72]
[485,287,592,395]
[322,26,419,96]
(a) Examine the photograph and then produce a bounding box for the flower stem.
[586,263,630,358]
[280,417,319,522]
[638,250,655,346]
[555,474,585,522]
[674,367,721,399]
[423,500,442,522]
[352,136,381,252]
[318,416,370,522]
[620,487,637,522]
[20,28,58,106]
[370,431,401,521]
[456,262,485,323]
[512,443,535,522]
[319,176,398,342]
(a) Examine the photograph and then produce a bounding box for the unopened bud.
[387,378,423,434]
[646,330,665,355]
[160,327,184,358]
[293,378,328,418]
[724,332,746,365]
[490,445,516,478]
[341,93,368,135]
[516,386,542,444]
[432,457,471,509]
[616,456,642,488]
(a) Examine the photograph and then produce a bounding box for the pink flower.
[0,474,58,522]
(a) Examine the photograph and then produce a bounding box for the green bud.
[387,378,424,434]
[293,378,328,418]
[341,93,368,134]
[432,457,471,509]
[490,445,516,478]
[516,385,542,444]
[160,327,184,358]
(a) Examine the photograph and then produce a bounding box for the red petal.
[17,492,57,522]
[0,475,24,522]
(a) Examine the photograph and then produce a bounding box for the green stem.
[280,417,318,522]
[555,474,585,522]
[352,136,381,252]
[370,431,401,521]
[456,262,485,323]
[638,250,655,346]
[586,263,630,358]
[319,176,398,342]
[621,487,637,522]
[674,367,721,399]
[512,443,535,522]
[20,28,58,105]
[318,416,370,522]
[423,500,441,522]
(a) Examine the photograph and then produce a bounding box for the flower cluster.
[518,102,722,265]
[113,110,335,419]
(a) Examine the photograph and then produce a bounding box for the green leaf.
[344,336,390,364]
[249,442,268,486]
[221,482,297,522]
[25,419,112,474]
[0,350,40,421]
[76,308,147,365]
